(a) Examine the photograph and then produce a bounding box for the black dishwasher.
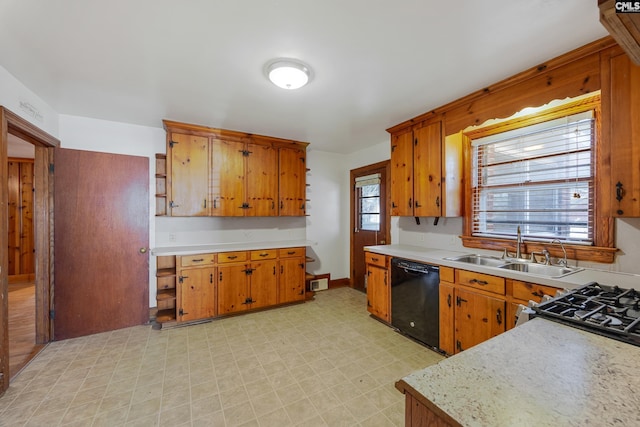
[391,258,440,349]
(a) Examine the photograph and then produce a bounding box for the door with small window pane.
[351,162,390,291]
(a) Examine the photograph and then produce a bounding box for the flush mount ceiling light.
[266,59,312,90]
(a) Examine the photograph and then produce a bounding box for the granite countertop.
[396,318,640,427]
[152,239,316,256]
[364,244,640,290]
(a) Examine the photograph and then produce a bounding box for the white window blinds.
[471,111,594,244]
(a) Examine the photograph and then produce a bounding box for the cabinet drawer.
[512,281,560,302]
[251,249,278,260]
[279,247,305,258]
[180,254,216,267]
[456,270,505,295]
[218,251,248,263]
[365,252,387,268]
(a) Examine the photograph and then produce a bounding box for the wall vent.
[310,278,328,291]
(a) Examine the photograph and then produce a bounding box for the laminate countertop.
[396,318,640,427]
[151,239,316,256]
[365,244,640,290]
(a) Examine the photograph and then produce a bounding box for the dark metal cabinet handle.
[191,258,204,262]
[415,200,422,208]
[435,196,440,208]
[456,296,467,306]
[532,291,544,298]
[447,294,452,308]
[227,255,238,260]
[616,181,624,202]
[470,278,489,286]
[209,274,213,284]
[496,309,503,325]
[259,253,269,257]
[409,198,413,208]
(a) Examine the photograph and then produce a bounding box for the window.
[355,173,381,231]
[471,111,595,244]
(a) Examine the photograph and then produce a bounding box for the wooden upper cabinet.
[163,120,308,217]
[605,49,640,217]
[169,133,209,216]
[278,146,307,216]
[390,130,414,216]
[413,122,442,217]
[246,142,278,216]
[210,138,245,216]
[390,120,455,217]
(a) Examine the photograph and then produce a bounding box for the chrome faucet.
[516,226,522,259]
[541,249,551,265]
[551,239,568,266]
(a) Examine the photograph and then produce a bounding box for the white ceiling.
[0,0,609,154]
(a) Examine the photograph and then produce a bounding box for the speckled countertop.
[151,239,316,256]
[396,318,640,427]
[365,244,640,290]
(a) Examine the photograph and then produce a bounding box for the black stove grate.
[533,282,640,347]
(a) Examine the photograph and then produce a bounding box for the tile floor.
[0,287,444,426]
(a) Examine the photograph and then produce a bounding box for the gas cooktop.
[533,282,640,347]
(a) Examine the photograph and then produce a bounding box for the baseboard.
[329,277,350,288]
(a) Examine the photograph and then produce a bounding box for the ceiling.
[0,0,609,154]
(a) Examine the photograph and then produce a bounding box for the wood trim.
[387,37,617,135]
[163,119,310,148]
[0,106,59,395]
[460,236,617,264]
[329,277,350,288]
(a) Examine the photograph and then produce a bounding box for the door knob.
[139,248,147,254]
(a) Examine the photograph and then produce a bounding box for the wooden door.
[454,288,505,353]
[54,148,149,340]
[366,264,389,322]
[211,138,244,216]
[390,130,413,216]
[279,257,305,303]
[351,162,389,291]
[246,143,278,216]
[217,264,248,314]
[249,260,278,309]
[178,267,216,322]
[413,122,442,217]
[278,146,306,216]
[608,52,640,217]
[438,281,455,355]
[169,133,209,216]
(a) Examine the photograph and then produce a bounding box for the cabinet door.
[413,122,442,217]
[170,133,209,216]
[279,257,305,303]
[278,146,307,216]
[438,281,455,355]
[178,267,216,322]
[211,138,245,216]
[246,142,278,216]
[454,287,505,352]
[249,260,278,309]
[608,52,640,217]
[390,130,413,216]
[218,264,249,314]
[366,264,389,322]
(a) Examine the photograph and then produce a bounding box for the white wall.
[0,65,59,136]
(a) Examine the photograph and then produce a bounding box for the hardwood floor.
[8,281,45,379]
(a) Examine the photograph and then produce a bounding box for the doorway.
[350,161,390,291]
[1,107,59,394]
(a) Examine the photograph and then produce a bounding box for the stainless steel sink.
[497,262,582,278]
[445,254,508,267]
[446,253,583,278]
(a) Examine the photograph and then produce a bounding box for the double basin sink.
[445,254,582,278]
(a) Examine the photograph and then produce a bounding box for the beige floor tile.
[2,288,446,426]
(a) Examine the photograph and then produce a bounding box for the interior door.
[351,161,390,291]
[53,148,149,340]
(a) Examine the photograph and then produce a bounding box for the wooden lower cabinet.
[155,247,306,325]
[506,279,561,330]
[403,391,457,427]
[438,281,455,355]
[454,287,505,352]
[365,252,390,322]
[178,266,216,322]
[279,256,306,303]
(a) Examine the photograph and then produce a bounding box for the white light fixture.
[266,59,311,90]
